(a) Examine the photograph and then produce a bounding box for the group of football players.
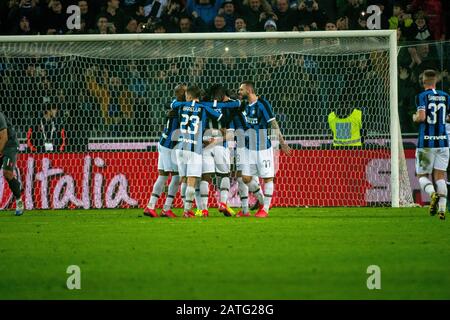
[144,81,291,218]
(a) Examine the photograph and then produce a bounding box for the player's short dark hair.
[241,80,255,92]
[208,84,228,101]
[186,85,202,99]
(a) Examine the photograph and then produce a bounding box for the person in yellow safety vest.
[328,108,363,147]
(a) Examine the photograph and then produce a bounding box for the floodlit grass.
[0,207,449,299]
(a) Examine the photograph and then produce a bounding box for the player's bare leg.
[236,171,250,217]
[160,172,180,218]
[242,175,264,210]
[433,169,447,220]
[194,179,204,216]
[3,168,23,216]
[144,170,169,218]
[255,177,274,218]
[199,174,212,217]
[249,176,263,210]
[217,173,234,217]
[180,177,187,209]
[417,173,438,216]
[183,176,197,218]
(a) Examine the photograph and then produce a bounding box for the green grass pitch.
[0,207,449,300]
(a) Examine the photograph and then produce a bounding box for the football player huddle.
[144,81,291,219]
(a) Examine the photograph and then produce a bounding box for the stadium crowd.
[0,0,450,146]
[0,0,449,38]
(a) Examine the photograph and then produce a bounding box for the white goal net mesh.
[0,34,413,209]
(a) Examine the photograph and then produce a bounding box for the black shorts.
[1,147,18,172]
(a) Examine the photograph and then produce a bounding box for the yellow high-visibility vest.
[328,109,362,147]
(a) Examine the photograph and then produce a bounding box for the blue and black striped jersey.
[159,100,180,149]
[201,100,240,147]
[171,100,223,154]
[227,109,248,149]
[416,89,450,148]
[243,97,276,150]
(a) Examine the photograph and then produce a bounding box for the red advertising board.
[1,149,402,210]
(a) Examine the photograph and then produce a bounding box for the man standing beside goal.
[238,81,291,218]
[413,70,450,220]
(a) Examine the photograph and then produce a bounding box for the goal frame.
[0,30,400,207]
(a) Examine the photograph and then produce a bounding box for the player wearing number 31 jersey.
[413,69,450,220]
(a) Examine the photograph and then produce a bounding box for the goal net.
[0,31,413,210]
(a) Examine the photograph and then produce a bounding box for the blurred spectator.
[336,15,349,30]
[27,103,66,153]
[389,1,403,29]
[316,0,337,21]
[186,0,224,27]
[296,0,327,31]
[218,0,236,32]
[234,16,247,31]
[15,15,35,34]
[241,0,273,32]
[122,0,140,15]
[324,20,337,30]
[264,18,276,31]
[101,0,127,33]
[85,67,133,137]
[407,43,439,80]
[160,0,188,32]
[143,0,168,19]
[78,0,95,32]
[93,15,116,34]
[178,14,207,32]
[338,0,364,30]
[153,21,167,32]
[44,0,67,35]
[124,16,139,33]
[133,4,149,24]
[6,0,42,34]
[355,11,367,30]
[405,10,431,41]
[390,2,414,35]
[272,0,297,31]
[178,15,193,32]
[410,0,444,40]
[212,14,228,32]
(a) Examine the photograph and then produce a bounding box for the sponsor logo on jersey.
[424,135,448,140]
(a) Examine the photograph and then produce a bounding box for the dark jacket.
[27,117,66,153]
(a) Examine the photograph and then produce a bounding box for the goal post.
[0,30,411,210]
